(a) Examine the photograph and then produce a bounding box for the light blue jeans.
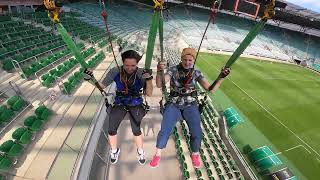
[156,103,202,152]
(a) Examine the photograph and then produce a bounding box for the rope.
[100,0,131,94]
[100,0,121,71]
[194,1,219,64]
[183,0,219,86]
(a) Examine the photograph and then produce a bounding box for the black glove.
[83,68,94,81]
[218,68,231,78]
[142,69,153,81]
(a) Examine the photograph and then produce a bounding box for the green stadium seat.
[33,62,44,72]
[213,161,219,168]
[7,96,20,107]
[0,140,23,157]
[210,154,216,161]
[0,105,7,114]
[235,172,242,178]
[63,82,73,94]
[61,66,69,73]
[35,105,51,121]
[216,168,222,175]
[2,59,14,71]
[49,69,57,76]
[42,76,55,87]
[57,64,64,70]
[0,48,7,55]
[40,57,48,64]
[68,75,76,83]
[12,127,33,144]
[87,61,95,68]
[218,175,225,180]
[11,98,26,112]
[71,80,79,89]
[195,169,202,178]
[41,73,50,81]
[204,161,210,168]
[38,108,51,121]
[0,108,14,123]
[54,69,64,77]
[201,154,207,161]
[24,115,43,132]
[0,155,13,171]
[14,55,24,62]
[35,105,46,116]
[42,59,51,66]
[206,169,213,176]
[74,72,83,80]
[183,169,190,179]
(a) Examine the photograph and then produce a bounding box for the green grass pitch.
[197,53,320,180]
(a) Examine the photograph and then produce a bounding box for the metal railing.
[45,52,120,180]
[70,57,119,180]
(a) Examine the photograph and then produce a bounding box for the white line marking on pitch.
[275,145,311,155]
[285,145,302,152]
[275,152,282,155]
[261,77,316,82]
[200,56,320,158]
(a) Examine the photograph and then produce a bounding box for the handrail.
[70,56,119,179]
[45,88,96,180]
[71,85,113,180]
[70,56,120,180]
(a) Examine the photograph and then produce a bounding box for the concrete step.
[0,73,19,92]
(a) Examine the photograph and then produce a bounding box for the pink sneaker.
[149,155,161,168]
[191,154,201,168]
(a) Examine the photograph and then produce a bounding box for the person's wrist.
[145,75,153,81]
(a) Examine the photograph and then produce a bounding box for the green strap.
[145,7,168,99]
[158,11,168,98]
[159,13,164,63]
[55,23,105,93]
[56,23,88,68]
[225,21,266,68]
[145,11,160,70]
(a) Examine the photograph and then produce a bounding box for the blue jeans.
[156,103,202,152]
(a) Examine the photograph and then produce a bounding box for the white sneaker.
[137,149,146,165]
[110,148,120,164]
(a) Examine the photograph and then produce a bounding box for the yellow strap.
[44,0,61,23]
[44,0,56,10]
[153,0,164,10]
[262,0,275,21]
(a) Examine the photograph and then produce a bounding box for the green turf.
[197,53,320,180]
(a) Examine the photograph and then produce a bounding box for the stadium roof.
[168,0,320,30]
[0,0,42,6]
[285,1,320,18]
[273,1,320,29]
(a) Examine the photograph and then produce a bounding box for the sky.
[285,0,320,13]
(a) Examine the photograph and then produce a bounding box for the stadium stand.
[0,0,319,180]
